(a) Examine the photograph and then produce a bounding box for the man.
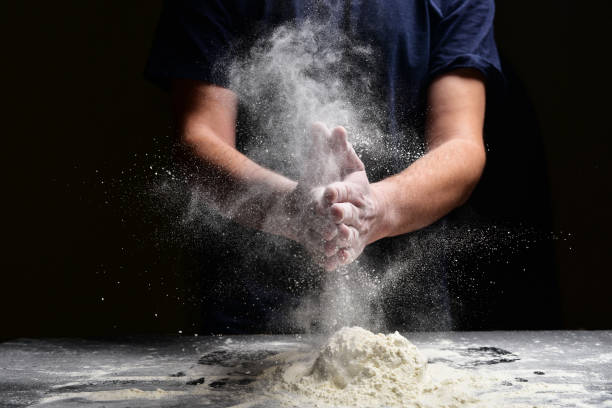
[146,0,502,331]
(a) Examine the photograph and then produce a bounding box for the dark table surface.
[1,331,610,408]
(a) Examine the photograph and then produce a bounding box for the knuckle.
[341,184,349,200]
[351,204,360,221]
[341,225,351,240]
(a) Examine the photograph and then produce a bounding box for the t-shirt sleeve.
[144,0,245,90]
[428,0,503,85]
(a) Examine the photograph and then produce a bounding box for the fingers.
[323,224,348,256]
[300,230,329,260]
[323,182,345,204]
[323,246,358,271]
[324,182,364,206]
[330,202,361,227]
[304,202,338,238]
[322,225,359,273]
[323,224,357,256]
[310,122,330,141]
[303,222,361,272]
[305,123,366,187]
[323,253,343,271]
[330,126,365,175]
[330,126,348,152]
[318,222,339,241]
[309,186,330,215]
[342,142,366,174]
[303,221,337,244]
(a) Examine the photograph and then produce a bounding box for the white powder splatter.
[259,327,590,408]
[39,388,189,403]
[261,327,480,407]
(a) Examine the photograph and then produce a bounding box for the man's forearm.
[172,80,297,237]
[183,127,297,237]
[369,137,485,243]
[368,69,487,243]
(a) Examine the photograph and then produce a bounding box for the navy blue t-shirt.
[146,0,502,145]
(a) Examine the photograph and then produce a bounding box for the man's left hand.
[317,161,388,271]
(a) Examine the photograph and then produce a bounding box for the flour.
[38,388,189,404]
[30,329,597,408]
[258,327,585,408]
[262,327,485,408]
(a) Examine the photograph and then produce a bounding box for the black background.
[3,1,610,338]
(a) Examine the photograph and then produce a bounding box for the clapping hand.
[286,123,382,271]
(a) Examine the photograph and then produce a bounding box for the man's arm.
[172,79,363,260]
[172,79,298,236]
[322,69,487,268]
[371,68,487,240]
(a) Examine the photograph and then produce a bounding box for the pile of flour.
[262,326,484,408]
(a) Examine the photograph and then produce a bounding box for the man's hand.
[315,68,487,271]
[287,123,389,272]
[316,158,389,271]
[280,123,371,269]
[173,69,486,273]
[299,122,364,187]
